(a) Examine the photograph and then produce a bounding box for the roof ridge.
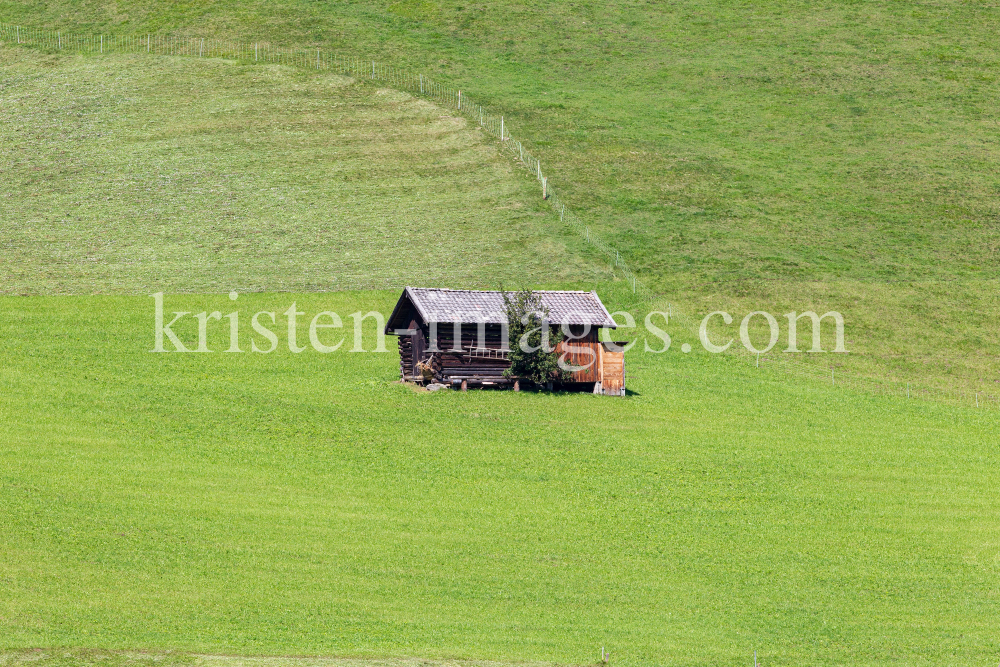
[409,287,593,294]
[387,287,617,331]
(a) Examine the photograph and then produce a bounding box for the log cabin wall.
[404,324,604,384]
[419,322,511,382]
[386,287,623,391]
[398,335,412,379]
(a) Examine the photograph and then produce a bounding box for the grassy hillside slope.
[2,5,999,665]
[0,45,606,293]
[2,0,998,287]
[1,0,997,392]
[1,293,998,666]
[1,653,543,667]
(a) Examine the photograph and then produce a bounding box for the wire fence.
[0,21,653,298]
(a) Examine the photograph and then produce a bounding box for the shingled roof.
[386,287,617,331]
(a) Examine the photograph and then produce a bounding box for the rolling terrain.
[1,1,999,665]
[2,0,998,390]
[2,0,998,286]
[0,44,606,293]
[1,293,998,666]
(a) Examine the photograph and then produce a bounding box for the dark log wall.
[428,323,505,350]
[397,322,604,383]
[422,323,510,382]
[398,336,412,379]
[411,322,426,377]
[426,324,598,350]
[388,293,623,390]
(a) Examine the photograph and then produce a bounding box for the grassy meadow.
[1,292,998,666]
[2,0,999,285]
[2,0,1000,391]
[0,654,535,667]
[1,0,1000,665]
[0,44,607,293]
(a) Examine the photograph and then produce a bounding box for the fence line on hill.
[0,21,652,298]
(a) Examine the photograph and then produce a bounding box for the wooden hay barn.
[385,287,626,395]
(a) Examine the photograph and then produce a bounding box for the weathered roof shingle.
[387,287,617,330]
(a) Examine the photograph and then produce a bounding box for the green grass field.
[3,0,999,285]
[1,293,998,666]
[0,652,533,667]
[0,44,607,293]
[2,0,1000,664]
[2,0,1000,391]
